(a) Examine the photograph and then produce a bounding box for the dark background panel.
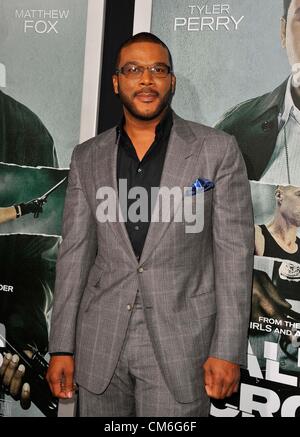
[98,0,135,133]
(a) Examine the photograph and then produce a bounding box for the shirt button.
[127,304,132,311]
[137,168,143,175]
[138,267,144,273]
[134,225,140,231]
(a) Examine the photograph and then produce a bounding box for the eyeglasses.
[115,63,172,79]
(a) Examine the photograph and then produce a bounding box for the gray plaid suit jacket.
[49,113,254,403]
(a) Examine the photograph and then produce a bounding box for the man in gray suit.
[46,32,254,417]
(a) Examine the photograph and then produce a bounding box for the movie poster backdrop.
[149,0,300,416]
[0,0,104,417]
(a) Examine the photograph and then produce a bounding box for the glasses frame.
[115,63,173,79]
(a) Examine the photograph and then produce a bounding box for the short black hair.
[283,0,292,20]
[114,32,174,72]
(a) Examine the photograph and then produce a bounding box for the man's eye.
[153,66,164,73]
[127,66,139,74]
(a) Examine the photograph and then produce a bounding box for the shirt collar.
[280,75,300,126]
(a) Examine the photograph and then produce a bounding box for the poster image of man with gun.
[0,0,95,416]
[0,82,60,417]
[0,324,58,417]
[0,169,67,416]
[0,177,67,225]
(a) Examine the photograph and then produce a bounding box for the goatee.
[118,86,174,121]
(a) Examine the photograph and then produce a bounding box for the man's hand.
[252,269,292,323]
[203,356,240,399]
[46,355,75,399]
[19,198,45,218]
[0,352,31,409]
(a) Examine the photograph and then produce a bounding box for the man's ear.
[280,17,287,49]
[275,189,283,204]
[171,74,176,95]
[112,75,119,95]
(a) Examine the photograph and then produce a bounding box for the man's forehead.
[281,186,300,194]
[119,42,169,64]
[290,0,300,12]
[290,187,300,194]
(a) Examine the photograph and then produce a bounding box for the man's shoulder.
[73,126,116,157]
[187,118,233,139]
[215,80,287,131]
[215,94,270,130]
[0,90,44,126]
[174,114,233,143]
[173,115,240,167]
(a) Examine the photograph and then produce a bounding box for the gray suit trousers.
[78,294,210,417]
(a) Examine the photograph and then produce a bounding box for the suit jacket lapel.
[140,114,205,264]
[94,115,206,266]
[94,129,138,264]
[250,79,287,122]
[241,79,287,180]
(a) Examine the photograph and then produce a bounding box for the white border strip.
[133,0,153,34]
[79,0,106,143]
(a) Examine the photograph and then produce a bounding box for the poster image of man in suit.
[216,0,300,186]
[215,1,300,380]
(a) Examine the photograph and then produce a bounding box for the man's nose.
[139,68,154,84]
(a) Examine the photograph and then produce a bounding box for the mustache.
[134,88,159,97]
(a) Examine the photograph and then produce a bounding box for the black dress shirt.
[117,109,173,260]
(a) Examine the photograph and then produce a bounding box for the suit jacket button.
[261,120,274,131]
[127,304,132,311]
[138,267,144,273]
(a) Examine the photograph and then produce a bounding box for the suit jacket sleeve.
[209,135,254,366]
[49,145,97,353]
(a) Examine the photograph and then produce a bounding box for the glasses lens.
[120,64,170,78]
[122,64,141,76]
[151,64,169,77]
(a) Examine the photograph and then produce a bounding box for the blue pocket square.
[190,178,215,195]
